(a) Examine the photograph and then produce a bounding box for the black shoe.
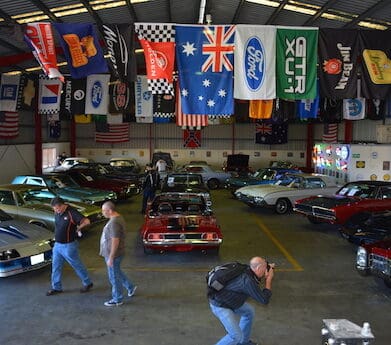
[80,282,93,293]
[46,289,63,296]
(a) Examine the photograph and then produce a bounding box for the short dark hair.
[50,197,65,206]
[146,163,153,168]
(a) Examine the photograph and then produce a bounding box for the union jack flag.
[255,123,272,135]
[202,26,235,73]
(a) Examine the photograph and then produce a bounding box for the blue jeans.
[51,241,92,290]
[141,187,155,213]
[106,256,135,303]
[209,302,255,345]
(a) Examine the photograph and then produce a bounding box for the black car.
[161,173,211,204]
[340,211,391,245]
[152,151,175,171]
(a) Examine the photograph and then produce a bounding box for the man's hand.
[107,257,114,267]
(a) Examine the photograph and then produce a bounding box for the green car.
[0,184,105,231]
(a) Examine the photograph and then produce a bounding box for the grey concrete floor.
[1,189,390,345]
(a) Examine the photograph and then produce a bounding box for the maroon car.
[356,238,391,288]
[140,193,222,254]
[64,168,135,200]
[294,181,391,225]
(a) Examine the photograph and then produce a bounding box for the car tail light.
[148,233,164,241]
[202,232,218,240]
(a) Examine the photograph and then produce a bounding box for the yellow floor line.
[253,215,304,272]
[72,266,294,272]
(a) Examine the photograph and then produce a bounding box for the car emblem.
[244,36,265,92]
[180,234,186,240]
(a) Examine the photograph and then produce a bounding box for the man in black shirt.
[209,257,274,345]
[141,163,160,214]
[46,197,93,296]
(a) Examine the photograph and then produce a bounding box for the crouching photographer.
[208,257,275,345]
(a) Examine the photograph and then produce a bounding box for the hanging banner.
[134,75,153,123]
[101,24,137,83]
[234,25,276,100]
[296,82,320,119]
[95,122,129,143]
[17,74,37,111]
[153,93,175,123]
[318,28,359,99]
[255,119,288,145]
[0,111,19,139]
[38,75,62,115]
[24,23,64,81]
[276,26,318,99]
[0,74,20,112]
[249,100,273,119]
[343,98,366,120]
[85,74,110,115]
[54,23,108,79]
[183,129,201,148]
[109,80,131,114]
[176,24,235,115]
[135,23,175,95]
[359,30,391,99]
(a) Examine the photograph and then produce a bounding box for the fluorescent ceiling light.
[284,4,316,16]
[358,21,387,30]
[246,0,279,7]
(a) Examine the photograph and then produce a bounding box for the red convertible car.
[140,193,222,254]
[294,181,391,225]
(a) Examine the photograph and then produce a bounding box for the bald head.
[249,257,268,278]
[102,201,117,219]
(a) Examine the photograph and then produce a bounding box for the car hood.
[228,177,272,186]
[298,195,354,207]
[56,187,113,200]
[145,215,219,232]
[161,185,209,194]
[236,184,292,197]
[0,219,53,247]
[26,199,101,217]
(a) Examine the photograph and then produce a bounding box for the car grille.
[294,204,313,213]
[369,254,391,276]
[238,194,255,204]
[164,233,203,240]
[310,206,336,220]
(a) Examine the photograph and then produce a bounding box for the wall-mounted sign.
[356,161,365,168]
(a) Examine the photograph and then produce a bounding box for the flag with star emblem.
[183,129,201,148]
[255,119,288,144]
[176,24,235,115]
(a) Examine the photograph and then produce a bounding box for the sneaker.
[241,341,258,345]
[104,299,123,307]
[80,282,93,293]
[46,289,63,296]
[128,286,137,297]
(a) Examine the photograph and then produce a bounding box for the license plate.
[30,253,44,265]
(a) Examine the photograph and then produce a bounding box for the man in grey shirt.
[100,201,137,306]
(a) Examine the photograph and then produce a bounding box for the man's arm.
[107,237,120,267]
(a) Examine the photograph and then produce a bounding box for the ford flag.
[234,25,276,100]
[85,74,110,115]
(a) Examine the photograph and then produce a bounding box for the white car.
[234,173,339,214]
[54,157,94,172]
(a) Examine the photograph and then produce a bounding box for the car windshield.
[111,160,135,167]
[46,175,80,189]
[274,174,298,186]
[21,189,54,203]
[253,169,276,180]
[166,175,202,186]
[337,183,377,198]
[0,208,13,221]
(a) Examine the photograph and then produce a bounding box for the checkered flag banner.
[135,23,175,96]
[38,75,62,115]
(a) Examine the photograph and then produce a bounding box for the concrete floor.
[1,189,390,345]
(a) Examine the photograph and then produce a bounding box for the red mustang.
[141,193,222,254]
[294,181,391,225]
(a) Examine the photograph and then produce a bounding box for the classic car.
[69,163,142,195]
[53,157,94,172]
[151,151,175,171]
[0,184,104,231]
[356,238,391,288]
[161,173,211,203]
[235,173,339,214]
[12,174,117,205]
[225,167,302,194]
[109,158,141,174]
[294,181,391,225]
[63,168,136,200]
[0,208,53,277]
[340,211,391,245]
[179,164,232,190]
[141,193,222,254]
[222,154,252,174]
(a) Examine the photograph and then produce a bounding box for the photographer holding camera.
[208,257,275,345]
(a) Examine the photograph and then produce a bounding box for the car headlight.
[0,249,21,261]
[235,192,242,198]
[254,196,264,203]
[83,199,94,205]
[356,246,368,267]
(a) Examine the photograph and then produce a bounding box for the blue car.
[225,167,301,194]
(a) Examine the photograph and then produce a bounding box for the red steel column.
[231,121,235,154]
[34,106,42,175]
[344,120,353,143]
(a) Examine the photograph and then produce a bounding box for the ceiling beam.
[0,36,25,54]
[27,0,62,23]
[167,0,172,23]
[0,9,17,24]
[79,0,104,28]
[304,0,338,25]
[232,0,245,24]
[344,0,389,28]
[265,0,289,25]
[125,0,139,22]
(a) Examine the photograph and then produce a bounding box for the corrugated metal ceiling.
[0,0,390,74]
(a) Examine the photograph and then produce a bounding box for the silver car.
[180,164,232,189]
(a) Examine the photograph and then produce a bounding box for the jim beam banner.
[276,26,318,100]
[318,28,359,100]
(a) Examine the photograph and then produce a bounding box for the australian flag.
[176,25,235,115]
[255,119,288,145]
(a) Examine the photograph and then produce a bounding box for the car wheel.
[275,198,291,215]
[143,247,155,255]
[308,216,322,224]
[384,279,391,288]
[207,179,219,190]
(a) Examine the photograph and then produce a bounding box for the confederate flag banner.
[183,129,201,148]
[234,25,276,100]
[135,23,175,95]
[318,29,359,100]
[176,24,235,115]
[276,26,318,100]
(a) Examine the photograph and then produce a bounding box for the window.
[0,191,15,205]
[42,148,57,169]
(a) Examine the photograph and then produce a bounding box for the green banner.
[276,27,318,99]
